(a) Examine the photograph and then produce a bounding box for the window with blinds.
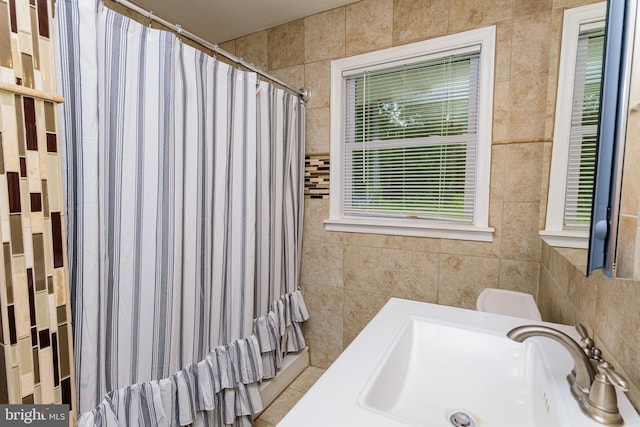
[327,26,495,240]
[564,28,604,229]
[542,2,605,248]
[342,51,480,223]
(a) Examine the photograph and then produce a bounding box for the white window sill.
[539,230,589,249]
[324,217,494,242]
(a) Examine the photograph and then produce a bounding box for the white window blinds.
[564,27,604,229]
[343,50,480,223]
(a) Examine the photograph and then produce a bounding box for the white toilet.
[476,288,542,321]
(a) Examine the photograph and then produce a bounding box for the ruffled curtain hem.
[78,290,310,427]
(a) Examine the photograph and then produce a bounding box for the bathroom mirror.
[587,0,639,279]
[612,44,640,280]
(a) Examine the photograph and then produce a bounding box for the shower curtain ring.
[148,11,153,27]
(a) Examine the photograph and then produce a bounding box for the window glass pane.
[343,51,479,222]
[564,28,604,229]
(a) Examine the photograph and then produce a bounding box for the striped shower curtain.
[54,1,308,425]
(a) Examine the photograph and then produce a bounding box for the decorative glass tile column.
[0,0,75,419]
[305,154,330,199]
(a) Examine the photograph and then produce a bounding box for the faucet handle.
[598,362,629,392]
[576,323,594,348]
[587,361,627,423]
[575,323,602,362]
[575,322,590,338]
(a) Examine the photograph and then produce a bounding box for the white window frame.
[541,2,606,249]
[324,26,496,241]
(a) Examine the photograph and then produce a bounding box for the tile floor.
[254,366,326,427]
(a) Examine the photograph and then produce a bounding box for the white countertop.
[277,298,640,427]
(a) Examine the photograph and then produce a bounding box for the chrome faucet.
[507,324,628,425]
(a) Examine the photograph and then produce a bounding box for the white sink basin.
[359,317,561,427]
[277,298,640,427]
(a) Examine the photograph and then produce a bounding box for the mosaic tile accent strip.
[305,154,329,199]
[0,0,75,415]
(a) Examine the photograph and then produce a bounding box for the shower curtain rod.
[110,0,311,102]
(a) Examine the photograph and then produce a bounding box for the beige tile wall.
[222,0,640,411]
[539,242,640,411]
[0,0,75,417]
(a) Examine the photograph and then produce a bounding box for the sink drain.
[449,411,476,427]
